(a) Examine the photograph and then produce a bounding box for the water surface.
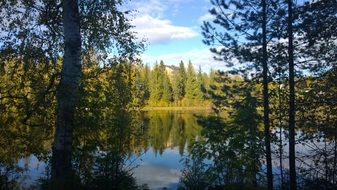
[1,110,336,189]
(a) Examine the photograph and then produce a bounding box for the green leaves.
[0,0,143,65]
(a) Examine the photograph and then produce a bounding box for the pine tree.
[287,0,296,189]
[262,0,273,189]
[201,1,282,188]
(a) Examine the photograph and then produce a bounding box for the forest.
[0,0,336,190]
[128,60,213,108]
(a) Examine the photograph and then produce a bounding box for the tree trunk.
[51,0,81,189]
[287,0,297,189]
[262,0,273,189]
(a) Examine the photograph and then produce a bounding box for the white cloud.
[131,0,166,17]
[131,15,198,44]
[141,48,230,72]
[198,13,214,23]
[125,0,200,44]
[128,0,191,18]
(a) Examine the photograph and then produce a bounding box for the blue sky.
[124,0,223,72]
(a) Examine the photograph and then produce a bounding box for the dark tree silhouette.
[287,0,296,189]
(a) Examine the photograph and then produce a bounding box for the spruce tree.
[142,64,151,101]
[172,71,180,103]
[185,61,199,100]
[201,72,210,100]
[209,69,216,88]
[149,63,163,102]
[131,66,146,108]
[174,61,186,102]
[159,61,173,104]
[196,66,205,100]
[162,72,173,103]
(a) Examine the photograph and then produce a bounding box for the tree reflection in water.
[179,89,337,190]
[0,109,206,189]
[0,105,336,189]
[180,91,264,190]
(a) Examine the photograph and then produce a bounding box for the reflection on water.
[179,94,265,189]
[128,111,205,189]
[0,110,336,189]
[132,147,182,189]
[0,111,205,189]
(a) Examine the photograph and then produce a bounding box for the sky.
[124,0,223,72]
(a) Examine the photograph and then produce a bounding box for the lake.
[127,111,206,189]
[1,110,336,189]
[0,111,207,189]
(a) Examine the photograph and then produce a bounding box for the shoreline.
[141,106,213,111]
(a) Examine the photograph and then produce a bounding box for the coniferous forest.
[130,60,213,108]
[0,0,336,190]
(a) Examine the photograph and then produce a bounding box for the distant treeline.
[134,60,214,107]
